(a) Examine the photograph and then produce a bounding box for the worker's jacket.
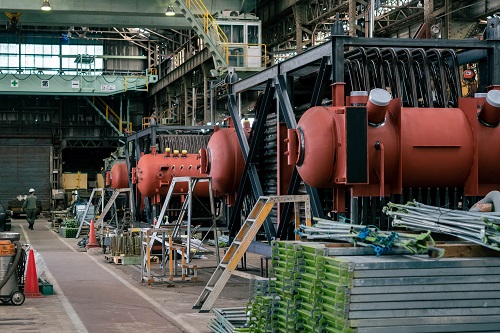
[23,194,37,210]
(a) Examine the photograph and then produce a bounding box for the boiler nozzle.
[367,88,391,126]
[479,90,500,126]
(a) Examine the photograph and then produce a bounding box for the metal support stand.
[76,188,134,238]
[140,177,218,283]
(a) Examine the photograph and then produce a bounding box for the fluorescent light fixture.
[165,6,175,16]
[41,0,51,11]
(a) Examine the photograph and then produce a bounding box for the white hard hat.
[29,188,35,193]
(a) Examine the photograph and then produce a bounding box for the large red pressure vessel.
[286,88,500,198]
[199,121,250,196]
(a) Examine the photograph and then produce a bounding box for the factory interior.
[1,0,500,332]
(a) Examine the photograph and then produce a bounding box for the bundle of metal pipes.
[296,218,435,256]
[384,201,500,251]
[109,232,141,256]
[208,307,249,333]
[158,134,210,155]
[345,47,460,108]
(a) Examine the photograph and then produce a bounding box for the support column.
[182,76,190,126]
[424,0,435,38]
[292,4,307,53]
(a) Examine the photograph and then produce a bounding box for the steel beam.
[228,80,276,242]
[275,74,324,221]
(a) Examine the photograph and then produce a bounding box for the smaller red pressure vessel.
[136,148,209,198]
[109,162,129,189]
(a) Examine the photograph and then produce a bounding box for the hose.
[0,241,23,290]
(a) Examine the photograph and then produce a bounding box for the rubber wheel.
[10,291,25,306]
[1,299,10,303]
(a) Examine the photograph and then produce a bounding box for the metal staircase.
[84,97,123,136]
[193,195,311,312]
[174,0,228,73]
[91,97,132,133]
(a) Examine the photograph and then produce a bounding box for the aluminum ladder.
[193,194,311,312]
[141,176,218,283]
[95,188,134,229]
[75,187,103,238]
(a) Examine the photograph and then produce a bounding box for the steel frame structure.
[124,125,214,223]
[225,33,500,239]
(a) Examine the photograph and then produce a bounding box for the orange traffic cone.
[24,249,44,298]
[85,219,100,250]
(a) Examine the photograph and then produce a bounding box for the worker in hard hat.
[23,188,38,230]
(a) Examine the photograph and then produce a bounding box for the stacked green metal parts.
[269,241,500,332]
[270,241,302,332]
[270,241,353,333]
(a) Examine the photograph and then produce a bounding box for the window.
[0,39,104,74]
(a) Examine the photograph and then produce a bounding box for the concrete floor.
[1,217,260,333]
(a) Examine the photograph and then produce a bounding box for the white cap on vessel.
[29,188,35,193]
[486,90,500,108]
[369,88,392,106]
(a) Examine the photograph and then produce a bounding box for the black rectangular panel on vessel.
[346,107,367,183]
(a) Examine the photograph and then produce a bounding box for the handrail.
[184,0,229,65]
[92,96,127,132]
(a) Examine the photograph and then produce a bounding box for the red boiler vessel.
[106,161,129,189]
[134,147,211,204]
[199,125,246,196]
[285,88,500,211]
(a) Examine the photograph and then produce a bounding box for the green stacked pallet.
[243,241,500,332]
[248,296,279,333]
[321,256,354,333]
[295,244,327,333]
[249,279,271,301]
[270,241,305,333]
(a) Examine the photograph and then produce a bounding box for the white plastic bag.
[24,246,47,279]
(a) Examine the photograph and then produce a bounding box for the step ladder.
[75,188,103,238]
[193,194,311,312]
[96,188,134,228]
[76,188,134,238]
[141,176,218,283]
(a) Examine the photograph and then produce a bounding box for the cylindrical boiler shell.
[136,153,208,197]
[206,128,245,195]
[477,124,500,184]
[110,162,129,189]
[401,108,474,187]
[296,106,475,191]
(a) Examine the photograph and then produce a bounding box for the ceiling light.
[41,0,51,11]
[165,6,175,16]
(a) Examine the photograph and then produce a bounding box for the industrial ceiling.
[0,0,255,30]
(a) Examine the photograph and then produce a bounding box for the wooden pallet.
[104,255,115,263]
[113,256,123,265]
[430,242,500,258]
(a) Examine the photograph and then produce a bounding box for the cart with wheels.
[0,232,26,306]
